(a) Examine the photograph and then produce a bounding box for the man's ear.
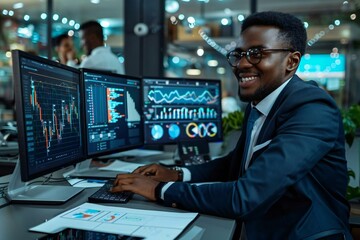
[287,51,301,72]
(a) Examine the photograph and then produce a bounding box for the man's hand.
[133,164,178,182]
[111,173,159,201]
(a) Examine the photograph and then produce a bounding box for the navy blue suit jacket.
[162,75,351,239]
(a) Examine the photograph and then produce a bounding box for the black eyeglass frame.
[226,48,295,67]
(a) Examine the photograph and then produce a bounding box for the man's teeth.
[240,76,257,82]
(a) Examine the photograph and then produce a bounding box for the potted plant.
[220,111,244,155]
[342,104,360,147]
[222,110,244,137]
[342,104,360,200]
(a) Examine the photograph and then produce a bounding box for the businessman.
[67,20,124,74]
[111,11,351,239]
[53,33,78,65]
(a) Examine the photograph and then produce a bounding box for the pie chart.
[151,124,164,140]
[168,124,180,139]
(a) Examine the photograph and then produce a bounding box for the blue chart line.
[147,88,219,104]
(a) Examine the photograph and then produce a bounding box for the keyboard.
[88,180,133,203]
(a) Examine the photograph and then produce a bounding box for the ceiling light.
[187,16,195,24]
[53,14,59,21]
[224,8,231,15]
[2,10,8,15]
[221,18,229,25]
[69,20,75,26]
[178,14,185,20]
[40,13,47,20]
[13,3,24,9]
[100,20,110,28]
[91,0,100,4]
[237,14,245,22]
[24,15,30,21]
[197,48,204,56]
[303,22,309,28]
[8,10,14,16]
[165,0,180,13]
[186,68,201,76]
[74,23,80,30]
[172,56,180,64]
[207,60,218,67]
[62,17,68,24]
[216,67,226,75]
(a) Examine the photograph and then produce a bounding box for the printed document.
[30,202,198,240]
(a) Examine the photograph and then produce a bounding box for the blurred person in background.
[67,20,124,74]
[53,33,78,65]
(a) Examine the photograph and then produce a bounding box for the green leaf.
[222,111,244,136]
[342,104,360,147]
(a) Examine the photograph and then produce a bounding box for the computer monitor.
[81,69,143,158]
[142,77,222,145]
[7,50,84,204]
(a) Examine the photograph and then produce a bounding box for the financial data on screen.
[13,51,84,180]
[82,70,143,156]
[143,78,222,144]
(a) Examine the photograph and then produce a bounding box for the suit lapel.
[256,76,300,144]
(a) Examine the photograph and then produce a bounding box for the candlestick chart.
[25,74,81,161]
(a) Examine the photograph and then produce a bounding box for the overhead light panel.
[13,2,24,9]
[165,0,180,13]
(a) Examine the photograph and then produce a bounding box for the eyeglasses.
[226,48,294,67]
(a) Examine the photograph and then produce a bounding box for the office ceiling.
[1,0,358,24]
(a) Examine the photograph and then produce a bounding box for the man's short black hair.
[53,33,69,47]
[241,11,307,55]
[80,20,103,40]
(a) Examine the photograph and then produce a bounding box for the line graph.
[27,77,81,156]
[147,87,219,104]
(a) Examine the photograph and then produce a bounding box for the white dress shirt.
[68,46,124,74]
[244,78,291,170]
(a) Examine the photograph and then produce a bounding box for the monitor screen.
[81,69,143,157]
[12,50,85,181]
[142,77,222,144]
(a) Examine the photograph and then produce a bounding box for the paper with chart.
[30,203,198,240]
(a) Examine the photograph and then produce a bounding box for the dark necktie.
[241,107,261,174]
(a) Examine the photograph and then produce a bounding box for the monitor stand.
[64,159,119,179]
[6,160,84,204]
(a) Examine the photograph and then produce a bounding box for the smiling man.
[111,12,351,239]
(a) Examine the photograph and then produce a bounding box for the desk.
[0,187,235,239]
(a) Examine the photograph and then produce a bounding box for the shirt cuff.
[66,60,77,67]
[160,182,175,200]
[182,168,191,182]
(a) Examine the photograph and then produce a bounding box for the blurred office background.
[0,0,360,122]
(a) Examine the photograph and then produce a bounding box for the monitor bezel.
[141,76,223,145]
[12,50,86,182]
[80,68,144,158]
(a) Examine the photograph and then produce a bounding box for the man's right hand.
[133,164,178,182]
